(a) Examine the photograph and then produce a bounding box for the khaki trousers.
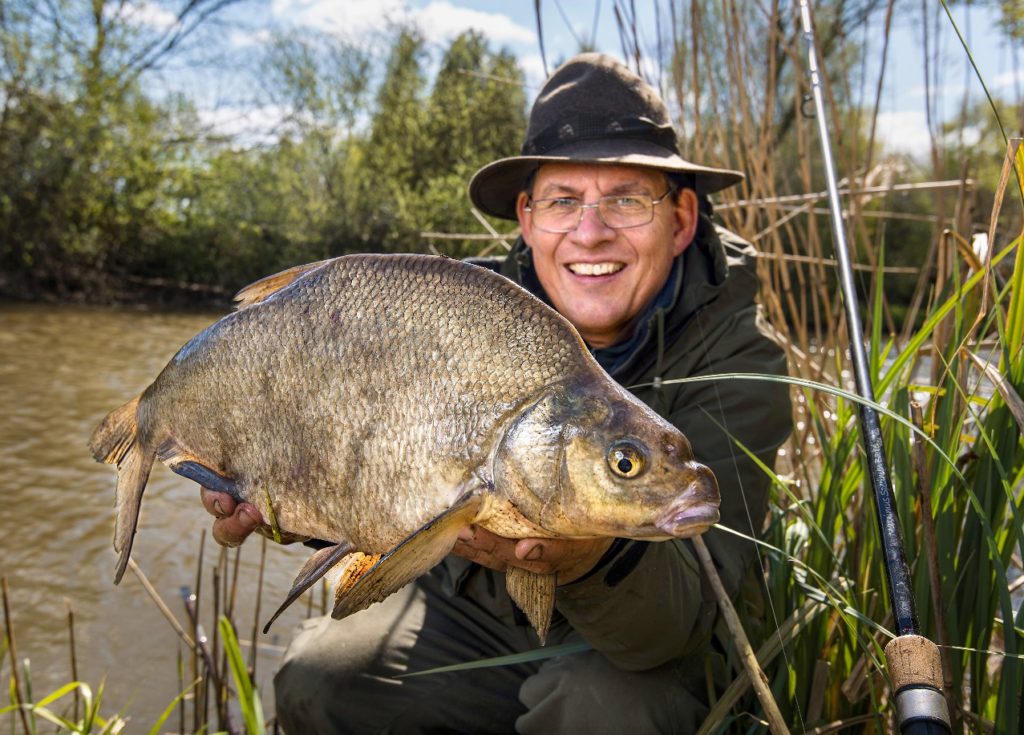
[273,565,710,734]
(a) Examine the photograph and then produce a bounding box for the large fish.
[89,254,719,642]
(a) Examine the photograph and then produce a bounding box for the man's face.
[516,163,698,349]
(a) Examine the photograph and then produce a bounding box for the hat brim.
[468,139,745,221]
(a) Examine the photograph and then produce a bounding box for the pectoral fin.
[157,440,237,496]
[332,491,482,621]
[505,567,557,645]
[263,541,355,633]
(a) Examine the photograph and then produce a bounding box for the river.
[0,303,312,728]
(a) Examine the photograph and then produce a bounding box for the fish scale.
[90,253,720,642]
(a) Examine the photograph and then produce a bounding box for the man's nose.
[570,205,615,244]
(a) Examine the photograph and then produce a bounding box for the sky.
[134,0,1021,160]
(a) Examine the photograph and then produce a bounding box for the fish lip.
[655,504,720,537]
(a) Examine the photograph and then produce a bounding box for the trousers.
[273,564,710,734]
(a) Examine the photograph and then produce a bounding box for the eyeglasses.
[524,189,675,233]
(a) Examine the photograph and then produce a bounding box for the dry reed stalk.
[805,658,830,724]
[213,560,227,730]
[65,598,79,722]
[127,559,197,651]
[184,586,237,735]
[910,401,959,731]
[249,534,268,678]
[1,577,31,735]
[178,647,186,735]
[692,537,789,734]
[194,531,207,733]
[228,545,242,622]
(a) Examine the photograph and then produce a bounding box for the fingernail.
[213,499,225,516]
[238,509,259,530]
[524,544,543,561]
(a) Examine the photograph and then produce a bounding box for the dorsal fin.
[233,259,334,309]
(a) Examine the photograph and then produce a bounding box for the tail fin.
[89,396,155,584]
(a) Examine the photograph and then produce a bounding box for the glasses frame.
[523,187,676,234]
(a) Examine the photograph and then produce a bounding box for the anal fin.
[505,567,557,645]
[263,541,355,633]
[332,491,482,621]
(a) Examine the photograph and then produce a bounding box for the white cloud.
[270,0,403,37]
[269,0,533,47]
[196,104,292,143]
[228,29,273,48]
[873,111,932,158]
[114,1,179,32]
[409,2,535,45]
[517,53,549,90]
[993,67,1024,91]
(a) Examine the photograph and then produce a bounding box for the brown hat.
[468,53,744,221]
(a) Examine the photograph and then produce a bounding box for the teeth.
[568,262,623,276]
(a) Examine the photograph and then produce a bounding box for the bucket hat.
[468,52,744,221]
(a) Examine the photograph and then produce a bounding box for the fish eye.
[607,441,646,479]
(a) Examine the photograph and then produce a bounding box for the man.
[202,53,791,732]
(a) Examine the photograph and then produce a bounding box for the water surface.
[0,303,312,727]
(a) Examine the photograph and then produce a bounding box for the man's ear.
[515,191,533,245]
[672,188,699,256]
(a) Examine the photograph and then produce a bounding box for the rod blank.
[796,2,952,732]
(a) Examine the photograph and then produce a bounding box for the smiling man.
[203,53,792,732]
[519,163,692,349]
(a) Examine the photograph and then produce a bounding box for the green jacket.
[449,214,792,672]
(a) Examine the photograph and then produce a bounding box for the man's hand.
[452,525,614,585]
[200,487,264,547]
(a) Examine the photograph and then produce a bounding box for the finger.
[451,539,508,572]
[200,487,236,518]
[456,525,506,556]
[212,504,261,547]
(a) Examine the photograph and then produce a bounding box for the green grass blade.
[398,641,592,678]
[148,678,202,735]
[217,616,263,734]
[649,372,963,481]
[32,681,83,709]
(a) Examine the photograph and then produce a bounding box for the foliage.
[0,672,128,733]
[0,5,525,302]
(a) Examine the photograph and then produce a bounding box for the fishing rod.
[796,2,952,733]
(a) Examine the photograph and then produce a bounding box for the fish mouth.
[566,261,624,277]
[655,504,720,537]
[656,473,721,537]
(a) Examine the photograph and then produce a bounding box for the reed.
[603,2,1024,730]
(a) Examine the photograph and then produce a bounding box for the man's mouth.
[566,262,624,276]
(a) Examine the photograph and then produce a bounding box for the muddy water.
[0,303,313,727]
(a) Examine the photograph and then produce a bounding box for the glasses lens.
[531,198,579,232]
[598,195,654,228]
[529,192,661,232]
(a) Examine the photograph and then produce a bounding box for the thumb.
[515,539,545,562]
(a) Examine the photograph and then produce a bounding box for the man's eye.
[542,198,579,211]
[609,196,646,211]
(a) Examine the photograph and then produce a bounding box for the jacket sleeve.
[554,302,792,671]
